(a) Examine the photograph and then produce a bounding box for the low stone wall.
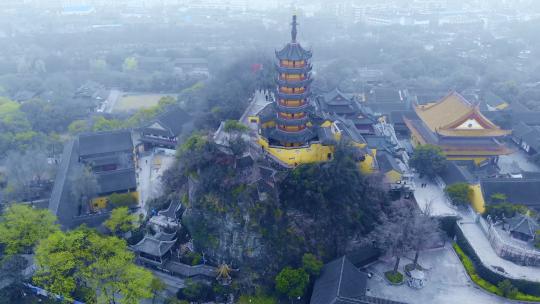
[455,224,540,296]
[477,216,540,267]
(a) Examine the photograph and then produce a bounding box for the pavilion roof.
[506,214,539,238]
[132,234,176,257]
[414,91,510,137]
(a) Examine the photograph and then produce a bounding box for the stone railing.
[478,216,540,267]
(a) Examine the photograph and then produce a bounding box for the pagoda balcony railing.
[276,77,313,88]
[276,115,309,126]
[279,87,306,94]
[280,62,307,68]
[278,99,307,107]
[278,73,312,82]
[277,125,307,132]
[276,64,312,74]
[276,91,311,100]
[275,102,309,114]
[278,112,306,119]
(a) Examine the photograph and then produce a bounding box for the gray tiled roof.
[376,151,401,174]
[147,107,191,137]
[506,214,539,238]
[48,139,79,227]
[322,88,354,106]
[310,256,367,304]
[276,42,312,61]
[132,235,176,257]
[79,130,133,157]
[440,162,476,185]
[96,169,136,195]
[481,177,540,208]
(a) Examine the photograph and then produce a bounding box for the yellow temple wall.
[495,102,509,110]
[469,184,486,213]
[447,157,488,166]
[259,137,334,165]
[258,137,374,173]
[90,192,139,212]
[359,149,376,174]
[385,170,402,184]
[248,116,259,124]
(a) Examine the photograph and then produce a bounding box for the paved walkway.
[458,221,540,282]
[412,174,457,216]
[412,173,540,282]
[104,89,122,113]
[366,244,509,304]
[240,90,271,129]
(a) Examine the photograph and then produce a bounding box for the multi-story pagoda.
[267,14,316,147]
[253,15,339,166]
[250,15,374,169]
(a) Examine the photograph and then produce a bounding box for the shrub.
[484,202,529,221]
[184,251,202,266]
[452,243,540,301]
[302,253,323,276]
[238,295,277,304]
[384,271,404,284]
[224,120,249,133]
[409,144,447,178]
[275,267,309,298]
[498,280,518,298]
[177,279,213,302]
[445,183,471,206]
[108,192,138,208]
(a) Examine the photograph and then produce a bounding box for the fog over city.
[1,1,540,304]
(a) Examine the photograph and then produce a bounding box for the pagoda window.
[278,125,307,132]
[279,99,305,107]
[280,60,306,68]
[279,112,306,119]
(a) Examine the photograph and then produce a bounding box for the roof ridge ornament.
[291,15,298,43]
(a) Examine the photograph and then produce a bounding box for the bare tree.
[70,164,100,214]
[3,149,53,201]
[408,204,442,268]
[369,200,412,274]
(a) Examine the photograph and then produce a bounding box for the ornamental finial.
[291,15,298,43]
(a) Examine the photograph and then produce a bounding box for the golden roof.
[415,92,510,137]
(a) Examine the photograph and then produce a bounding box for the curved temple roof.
[414,91,510,137]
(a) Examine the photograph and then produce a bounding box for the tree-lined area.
[0,204,159,304]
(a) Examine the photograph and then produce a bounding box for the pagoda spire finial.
[291,15,298,43]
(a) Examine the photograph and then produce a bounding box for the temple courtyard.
[365,243,508,304]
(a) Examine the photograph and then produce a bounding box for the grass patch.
[452,242,540,301]
[114,93,174,112]
[384,271,404,284]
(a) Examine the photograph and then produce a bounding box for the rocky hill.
[163,135,388,287]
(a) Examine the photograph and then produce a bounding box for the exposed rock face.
[182,171,278,286]
[175,136,386,285]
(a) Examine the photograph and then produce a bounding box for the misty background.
[1,0,540,158]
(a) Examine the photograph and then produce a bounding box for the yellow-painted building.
[405,91,512,164]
